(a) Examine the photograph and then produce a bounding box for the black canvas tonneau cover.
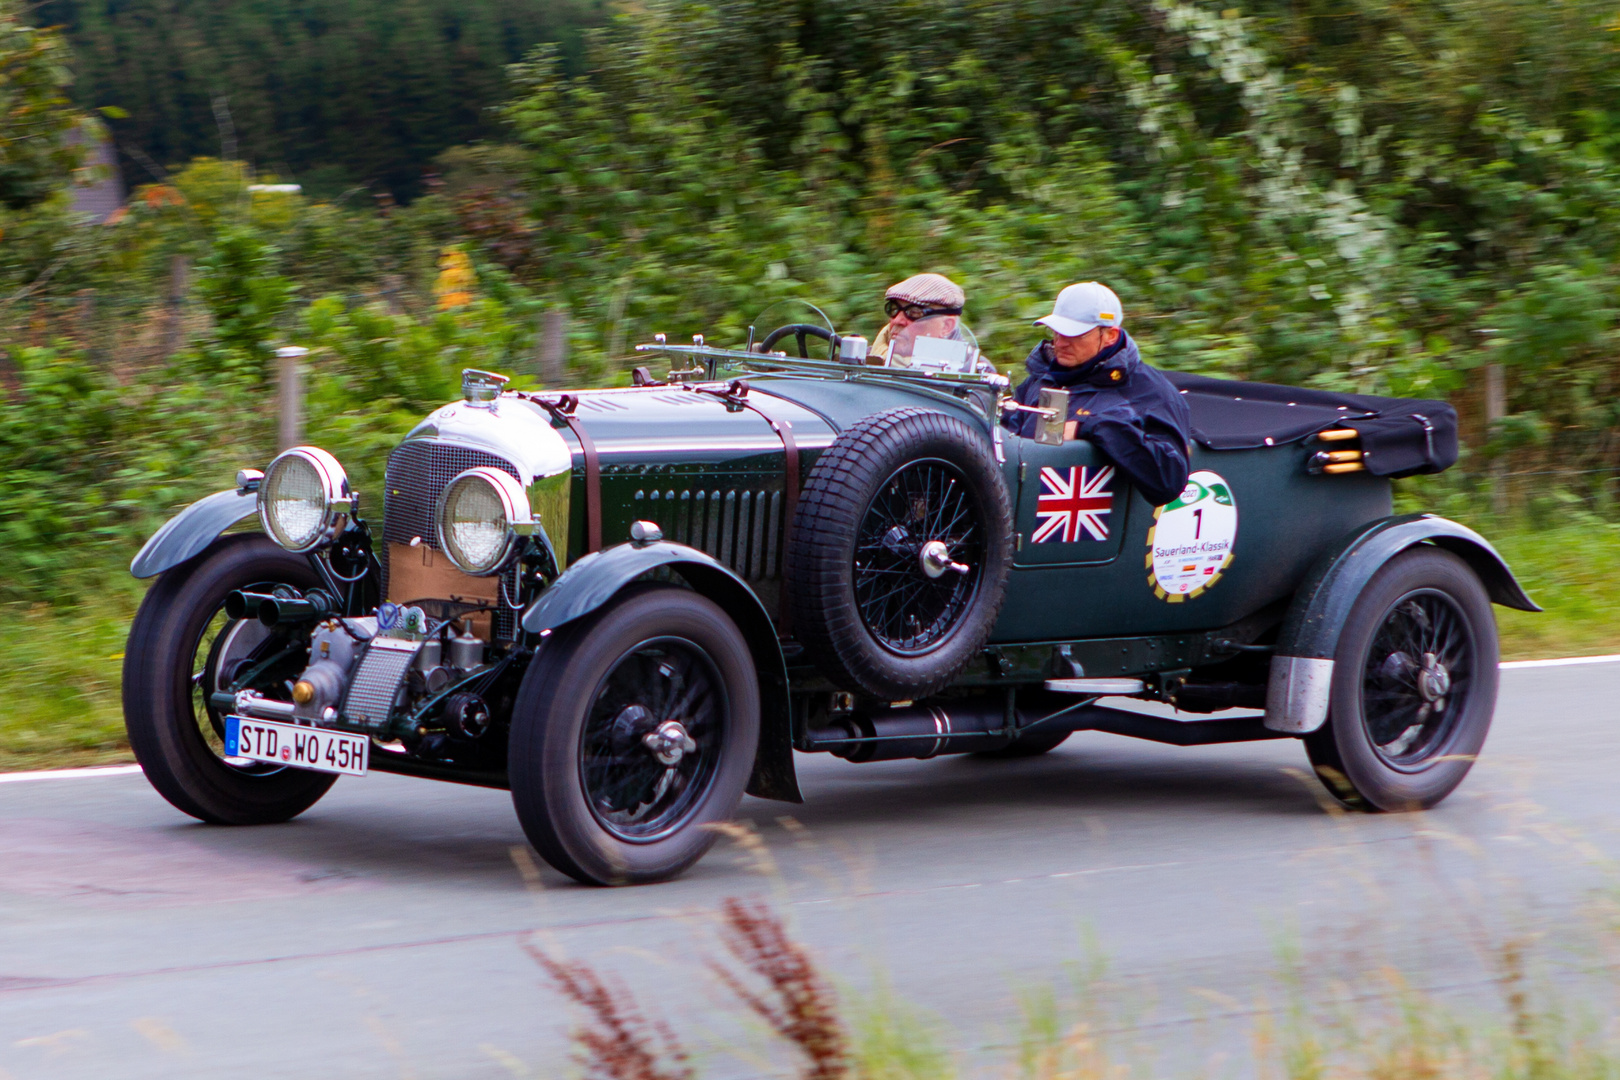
[1165,372,1458,478]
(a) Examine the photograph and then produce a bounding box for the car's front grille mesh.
[382,441,526,641]
[342,638,420,732]
[633,488,785,581]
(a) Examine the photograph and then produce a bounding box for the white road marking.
[0,764,142,784]
[1500,654,1620,670]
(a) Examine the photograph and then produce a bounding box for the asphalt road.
[2,661,1619,1079]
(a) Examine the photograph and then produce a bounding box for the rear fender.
[1265,513,1538,734]
[130,489,259,579]
[522,540,800,803]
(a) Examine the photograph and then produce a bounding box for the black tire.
[975,726,1072,759]
[123,534,337,825]
[786,407,1013,701]
[509,586,760,886]
[1304,547,1498,812]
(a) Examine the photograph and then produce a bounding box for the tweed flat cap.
[885,272,965,311]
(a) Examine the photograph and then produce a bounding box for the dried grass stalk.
[711,896,850,1080]
[526,941,694,1080]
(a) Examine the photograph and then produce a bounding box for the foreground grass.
[530,877,1620,1080]
[1491,521,1620,660]
[0,581,142,770]
[2,517,1615,771]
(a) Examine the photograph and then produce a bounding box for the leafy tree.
[0,0,86,211]
[33,0,609,199]
[501,0,1620,475]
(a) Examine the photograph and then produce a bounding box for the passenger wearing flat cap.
[1002,282,1192,507]
[868,272,966,367]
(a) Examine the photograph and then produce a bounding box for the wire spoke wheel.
[190,582,298,775]
[1304,547,1498,813]
[123,535,337,825]
[510,586,759,885]
[1360,591,1473,769]
[852,459,984,655]
[580,637,726,842]
[787,407,1013,700]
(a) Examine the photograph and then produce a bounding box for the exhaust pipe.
[225,589,337,628]
[806,699,1016,762]
[804,690,1291,761]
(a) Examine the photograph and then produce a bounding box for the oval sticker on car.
[1146,470,1237,602]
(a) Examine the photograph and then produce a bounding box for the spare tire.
[786,407,1013,700]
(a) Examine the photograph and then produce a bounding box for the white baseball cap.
[1035,281,1124,337]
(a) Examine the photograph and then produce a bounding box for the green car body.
[125,326,1538,885]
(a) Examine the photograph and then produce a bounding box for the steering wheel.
[759,323,835,359]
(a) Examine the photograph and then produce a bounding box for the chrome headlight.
[258,447,352,553]
[436,467,534,576]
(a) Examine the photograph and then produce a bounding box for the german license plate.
[224,716,369,776]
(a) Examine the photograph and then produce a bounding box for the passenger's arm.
[1077,413,1191,508]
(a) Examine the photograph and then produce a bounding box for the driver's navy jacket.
[1001,331,1193,507]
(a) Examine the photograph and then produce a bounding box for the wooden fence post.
[76,288,98,363]
[1485,362,1506,516]
[162,255,190,357]
[277,346,308,451]
[538,306,568,386]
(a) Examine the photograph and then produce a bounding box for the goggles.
[885,298,963,320]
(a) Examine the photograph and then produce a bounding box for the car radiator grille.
[382,440,525,641]
[632,488,785,581]
[342,637,420,732]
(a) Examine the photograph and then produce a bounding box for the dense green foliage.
[502,0,1620,470]
[0,0,89,211]
[2,1,1620,765]
[34,0,608,197]
[1,0,1619,601]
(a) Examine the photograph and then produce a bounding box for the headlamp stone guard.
[256,446,353,553]
[434,466,536,576]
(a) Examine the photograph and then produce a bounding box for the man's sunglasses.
[885,299,962,320]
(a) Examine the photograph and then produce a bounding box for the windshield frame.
[633,340,1009,392]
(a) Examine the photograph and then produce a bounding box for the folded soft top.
[1165,372,1458,478]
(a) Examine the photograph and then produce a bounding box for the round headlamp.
[257,447,352,553]
[436,467,534,576]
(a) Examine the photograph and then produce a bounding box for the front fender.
[522,540,800,803]
[1264,513,1539,734]
[130,489,259,579]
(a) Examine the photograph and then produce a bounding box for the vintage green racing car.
[123,305,1537,885]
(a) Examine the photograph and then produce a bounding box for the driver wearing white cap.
[1003,282,1192,507]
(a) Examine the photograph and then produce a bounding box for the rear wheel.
[1304,548,1497,811]
[123,535,337,824]
[509,586,760,886]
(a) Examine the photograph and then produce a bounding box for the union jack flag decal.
[1033,465,1114,543]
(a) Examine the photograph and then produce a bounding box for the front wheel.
[509,586,760,886]
[1304,547,1498,812]
[123,534,337,824]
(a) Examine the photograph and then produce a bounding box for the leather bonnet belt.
[528,394,602,554]
[532,386,799,591]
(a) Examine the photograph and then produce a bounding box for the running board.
[1045,678,1146,695]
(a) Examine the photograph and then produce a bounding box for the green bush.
[4,0,1620,612]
